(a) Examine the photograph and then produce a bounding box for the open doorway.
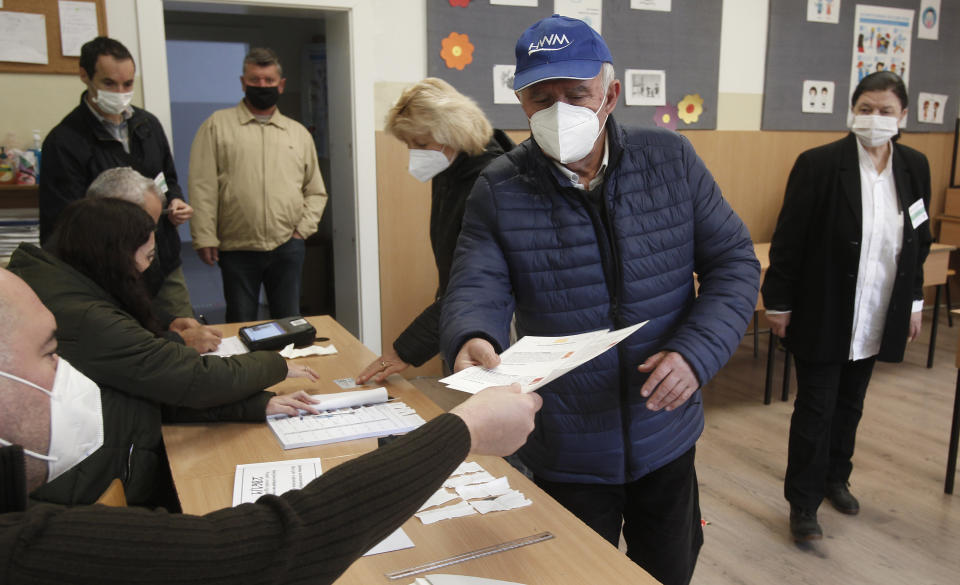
[163,6,335,323]
[137,0,379,348]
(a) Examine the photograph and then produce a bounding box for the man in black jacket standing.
[39,36,194,319]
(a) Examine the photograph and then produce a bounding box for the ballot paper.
[440,322,647,393]
[418,488,461,512]
[202,335,250,357]
[232,458,413,556]
[470,491,532,514]
[279,343,338,359]
[416,501,477,525]
[417,465,532,525]
[443,471,496,489]
[451,461,484,475]
[455,477,511,501]
[267,399,425,449]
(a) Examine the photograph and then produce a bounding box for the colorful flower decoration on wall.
[449,0,471,6]
[654,104,678,130]
[677,94,704,124]
[441,32,475,70]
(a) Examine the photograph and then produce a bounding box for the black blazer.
[39,93,185,295]
[761,133,932,363]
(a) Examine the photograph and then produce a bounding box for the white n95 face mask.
[850,114,899,147]
[0,358,104,482]
[408,148,452,182]
[529,94,607,164]
[92,88,134,116]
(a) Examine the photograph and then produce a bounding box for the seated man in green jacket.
[4,229,320,507]
[0,267,542,584]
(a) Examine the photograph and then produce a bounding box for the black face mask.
[245,85,280,110]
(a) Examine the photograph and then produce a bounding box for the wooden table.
[162,316,661,585]
[924,242,956,368]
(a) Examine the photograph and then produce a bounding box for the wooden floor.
[694,310,960,585]
[409,310,960,585]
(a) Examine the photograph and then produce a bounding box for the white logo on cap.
[528,34,572,55]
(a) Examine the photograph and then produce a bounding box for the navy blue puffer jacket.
[441,118,760,484]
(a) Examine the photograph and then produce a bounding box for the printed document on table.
[440,322,646,393]
[233,458,413,556]
[232,458,324,506]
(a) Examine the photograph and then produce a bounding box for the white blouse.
[849,139,903,361]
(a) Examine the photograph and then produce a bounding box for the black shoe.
[790,506,823,541]
[825,481,860,515]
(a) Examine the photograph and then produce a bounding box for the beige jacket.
[188,102,328,251]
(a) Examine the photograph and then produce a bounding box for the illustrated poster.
[849,4,913,118]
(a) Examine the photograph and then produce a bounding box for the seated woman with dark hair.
[7,198,320,508]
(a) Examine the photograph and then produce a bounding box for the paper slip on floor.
[415,463,531,525]
[440,321,646,393]
[232,458,412,556]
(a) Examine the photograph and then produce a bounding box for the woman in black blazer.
[761,72,932,542]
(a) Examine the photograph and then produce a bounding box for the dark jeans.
[218,238,305,323]
[785,356,876,510]
[534,446,703,585]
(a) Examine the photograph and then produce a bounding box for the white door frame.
[134,0,381,351]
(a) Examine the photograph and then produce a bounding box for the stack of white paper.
[416,463,532,525]
[0,211,39,266]
[267,400,424,449]
[440,322,646,393]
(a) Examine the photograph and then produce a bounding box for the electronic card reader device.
[239,317,317,351]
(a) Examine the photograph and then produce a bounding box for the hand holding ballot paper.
[442,322,647,394]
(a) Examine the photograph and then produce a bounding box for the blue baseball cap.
[513,15,613,91]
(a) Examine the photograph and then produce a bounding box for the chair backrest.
[95,479,127,507]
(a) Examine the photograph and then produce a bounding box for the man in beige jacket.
[189,48,327,322]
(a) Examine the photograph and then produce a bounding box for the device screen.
[245,321,285,341]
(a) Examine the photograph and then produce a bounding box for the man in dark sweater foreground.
[0,268,542,584]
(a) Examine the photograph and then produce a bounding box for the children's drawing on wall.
[631,0,672,12]
[625,69,666,106]
[802,80,834,114]
[917,92,948,124]
[849,5,913,116]
[492,65,520,105]
[918,0,941,40]
[807,0,840,24]
[555,0,603,34]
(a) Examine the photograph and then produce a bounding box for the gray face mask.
[0,358,104,482]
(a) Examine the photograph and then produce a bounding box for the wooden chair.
[95,479,127,507]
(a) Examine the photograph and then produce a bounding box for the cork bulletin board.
[426,0,723,131]
[0,0,107,74]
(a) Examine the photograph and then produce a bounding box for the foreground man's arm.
[1,385,541,585]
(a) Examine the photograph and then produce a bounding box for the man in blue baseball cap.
[441,14,760,585]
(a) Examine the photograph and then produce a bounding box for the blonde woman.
[357,78,513,383]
